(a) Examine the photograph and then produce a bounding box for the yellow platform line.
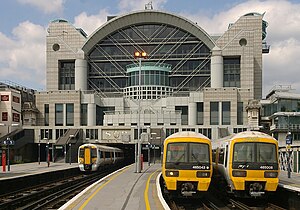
[144,168,160,210]
[79,167,130,210]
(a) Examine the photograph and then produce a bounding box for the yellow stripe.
[144,169,160,210]
[79,167,130,210]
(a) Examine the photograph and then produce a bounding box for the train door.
[84,147,91,165]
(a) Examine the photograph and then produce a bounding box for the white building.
[2,9,270,162]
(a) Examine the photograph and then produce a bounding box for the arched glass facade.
[87,23,211,94]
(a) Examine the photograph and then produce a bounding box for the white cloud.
[0,21,46,89]
[17,0,65,14]
[73,9,110,36]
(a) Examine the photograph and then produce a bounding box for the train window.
[166,143,187,163]
[233,143,255,162]
[219,149,224,164]
[233,142,277,163]
[79,148,84,158]
[91,148,97,158]
[258,143,277,163]
[189,143,209,163]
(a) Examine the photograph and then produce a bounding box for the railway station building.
[0,8,270,162]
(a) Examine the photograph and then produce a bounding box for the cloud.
[17,0,65,14]
[180,0,300,97]
[73,9,110,36]
[0,21,46,89]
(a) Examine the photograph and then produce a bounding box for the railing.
[270,124,300,130]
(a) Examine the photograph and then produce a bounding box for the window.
[210,102,219,125]
[197,102,204,125]
[81,104,87,126]
[222,102,230,125]
[55,104,63,126]
[59,60,75,90]
[175,106,188,125]
[223,57,240,87]
[237,102,243,125]
[44,104,49,126]
[66,103,74,126]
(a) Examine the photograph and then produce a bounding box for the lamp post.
[134,51,147,173]
[44,137,49,167]
[148,142,151,166]
[69,143,72,165]
[69,134,74,165]
[6,137,11,171]
[38,138,41,165]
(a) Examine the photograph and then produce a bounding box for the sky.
[1,0,300,98]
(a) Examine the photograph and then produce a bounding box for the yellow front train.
[162,131,212,197]
[78,143,123,172]
[212,131,279,198]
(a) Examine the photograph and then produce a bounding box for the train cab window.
[166,142,209,164]
[79,148,84,158]
[91,148,97,158]
[189,143,209,163]
[166,143,186,163]
[258,143,277,163]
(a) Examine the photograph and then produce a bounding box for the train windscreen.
[233,142,277,163]
[166,142,210,164]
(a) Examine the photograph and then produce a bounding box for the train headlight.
[232,170,247,177]
[165,170,179,177]
[264,171,278,178]
[196,171,210,178]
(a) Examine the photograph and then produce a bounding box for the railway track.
[0,165,124,210]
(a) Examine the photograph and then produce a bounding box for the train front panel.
[162,132,212,197]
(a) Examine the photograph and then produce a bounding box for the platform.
[60,163,169,210]
[0,162,78,181]
[279,171,300,192]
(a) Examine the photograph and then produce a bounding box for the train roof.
[166,131,210,140]
[79,143,122,151]
[233,131,275,140]
[212,131,277,148]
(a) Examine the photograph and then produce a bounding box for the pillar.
[210,46,223,88]
[75,59,87,90]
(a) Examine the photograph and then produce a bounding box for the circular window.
[52,43,60,51]
[239,38,247,46]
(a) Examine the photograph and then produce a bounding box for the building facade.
[0,9,271,162]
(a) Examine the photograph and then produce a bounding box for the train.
[78,143,124,172]
[162,131,212,197]
[212,131,279,198]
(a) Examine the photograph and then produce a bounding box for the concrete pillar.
[210,46,223,88]
[75,59,87,90]
[63,104,67,126]
[188,102,197,126]
[87,103,96,126]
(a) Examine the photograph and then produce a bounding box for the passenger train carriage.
[78,143,124,172]
[162,131,212,197]
[212,131,279,198]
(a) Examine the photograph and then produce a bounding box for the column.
[87,103,96,126]
[188,102,197,126]
[210,46,223,88]
[75,59,87,90]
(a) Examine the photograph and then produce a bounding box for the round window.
[52,43,60,51]
[239,38,247,46]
